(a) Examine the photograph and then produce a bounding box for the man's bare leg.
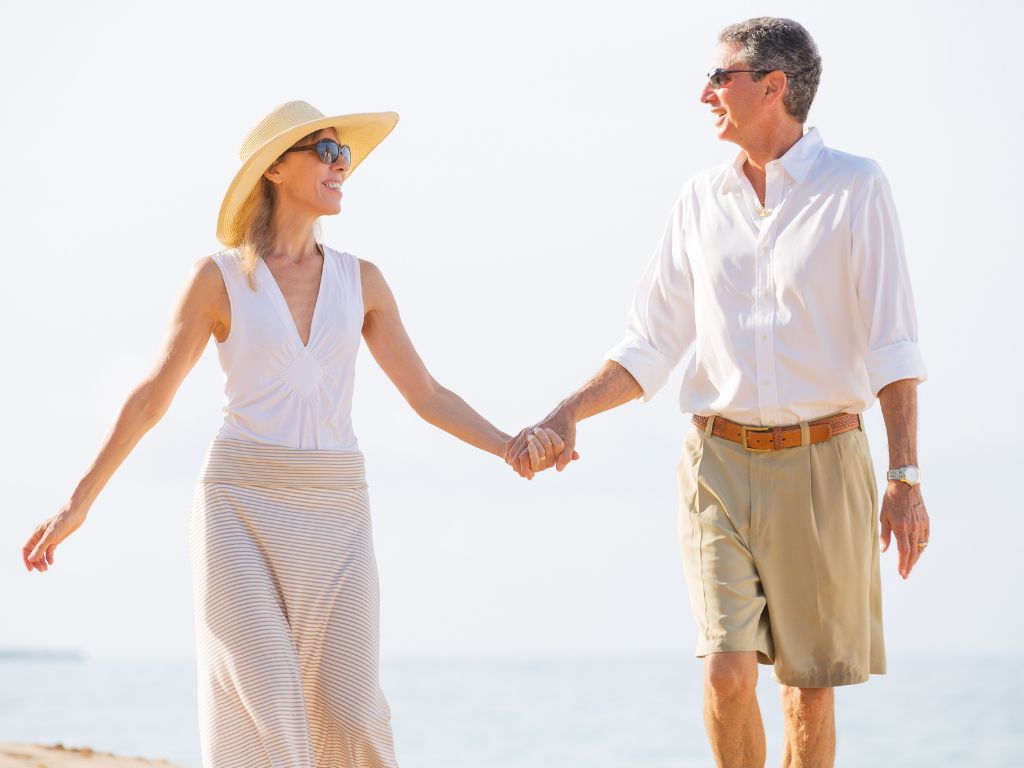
[704,651,766,768]
[780,685,835,767]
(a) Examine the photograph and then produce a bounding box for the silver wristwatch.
[886,465,921,486]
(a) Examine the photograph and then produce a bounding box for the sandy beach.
[0,743,181,768]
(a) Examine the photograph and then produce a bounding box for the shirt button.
[760,335,768,341]
[761,244,769,252]
[761,380,770,387]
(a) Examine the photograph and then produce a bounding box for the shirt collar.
[720,125,825,194]
[778,125,824,183]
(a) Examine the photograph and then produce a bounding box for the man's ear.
[763,70,788,104]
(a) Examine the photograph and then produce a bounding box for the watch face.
[903,466,920,484]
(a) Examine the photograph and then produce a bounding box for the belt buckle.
[740,425,773,452]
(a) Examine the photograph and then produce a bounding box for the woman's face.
[265,127,351,218]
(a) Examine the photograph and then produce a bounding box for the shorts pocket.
[676,427,705,514]
[854,431,879,514]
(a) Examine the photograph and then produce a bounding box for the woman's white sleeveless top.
[210,246,363,451]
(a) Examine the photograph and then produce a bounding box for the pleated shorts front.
[676,420,885,688]
[188,438,398,767]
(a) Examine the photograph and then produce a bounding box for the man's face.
[700,41,770,147]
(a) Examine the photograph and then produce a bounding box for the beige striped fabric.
[188,438,398,767]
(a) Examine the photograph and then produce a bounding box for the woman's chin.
[316,202,343,217]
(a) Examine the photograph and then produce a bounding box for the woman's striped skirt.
[188,438,398,767]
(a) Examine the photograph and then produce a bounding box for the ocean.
[0,654,1020,767]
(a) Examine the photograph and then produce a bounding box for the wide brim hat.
[217,100,399,246]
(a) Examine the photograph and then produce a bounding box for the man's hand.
[502,361,642,480]
[877,378,927,580]
[504,410,579,480]
[880,482,929,579]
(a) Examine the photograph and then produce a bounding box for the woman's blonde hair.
[235,129,324,290]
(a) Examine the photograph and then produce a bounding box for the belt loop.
[857,412,864,431]
[704,415,717,438]
[799,420,810,446]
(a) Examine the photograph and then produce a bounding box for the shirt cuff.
[866,341,928,395]
[604,335,674,403]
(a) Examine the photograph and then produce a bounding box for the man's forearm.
[556,360,643,424]
[505,360,643,475]
[877,378,918,468]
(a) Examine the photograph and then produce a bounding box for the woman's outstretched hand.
[22,503,87,573]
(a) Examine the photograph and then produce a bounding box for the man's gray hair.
[719,17,822,123]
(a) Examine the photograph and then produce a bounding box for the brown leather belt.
[691,412,862,452]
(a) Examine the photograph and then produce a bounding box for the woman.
[21,101,570,767]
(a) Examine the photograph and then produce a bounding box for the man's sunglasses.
[281,138,352,165]
[706,68,802,89]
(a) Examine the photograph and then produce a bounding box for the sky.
[1,0,1020,663]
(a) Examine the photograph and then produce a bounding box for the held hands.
[22,502,88,573]
[503,410,579,480]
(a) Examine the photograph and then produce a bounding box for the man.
[506,17,929,768]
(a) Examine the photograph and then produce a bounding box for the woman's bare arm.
[359,259,510,457]
[22,257,227,572]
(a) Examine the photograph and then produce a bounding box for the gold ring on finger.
[917,542,928,549]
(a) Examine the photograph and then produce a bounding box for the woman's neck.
[267,204,320,264]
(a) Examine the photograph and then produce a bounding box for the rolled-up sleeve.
[605,194,697,402]
[851,163,928,395]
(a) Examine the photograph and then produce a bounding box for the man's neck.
[739,120,805,202]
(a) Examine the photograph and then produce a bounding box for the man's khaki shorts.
[676,415,885,688]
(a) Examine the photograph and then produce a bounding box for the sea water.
[0,654,1020,767]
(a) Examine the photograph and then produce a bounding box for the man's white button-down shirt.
[606,127,926,426]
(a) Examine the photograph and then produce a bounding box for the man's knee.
[704,651,758,702]
[781,685,834,723]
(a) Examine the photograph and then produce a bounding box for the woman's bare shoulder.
[357,257,384,283]
[178,254,232,339]
[189,254,231,295]
[357,258,393,312]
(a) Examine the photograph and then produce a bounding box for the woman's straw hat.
[217,100,399,246]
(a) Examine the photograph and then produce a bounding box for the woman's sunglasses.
[281,138,352,165]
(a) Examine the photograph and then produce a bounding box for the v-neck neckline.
[258,247,329,350]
